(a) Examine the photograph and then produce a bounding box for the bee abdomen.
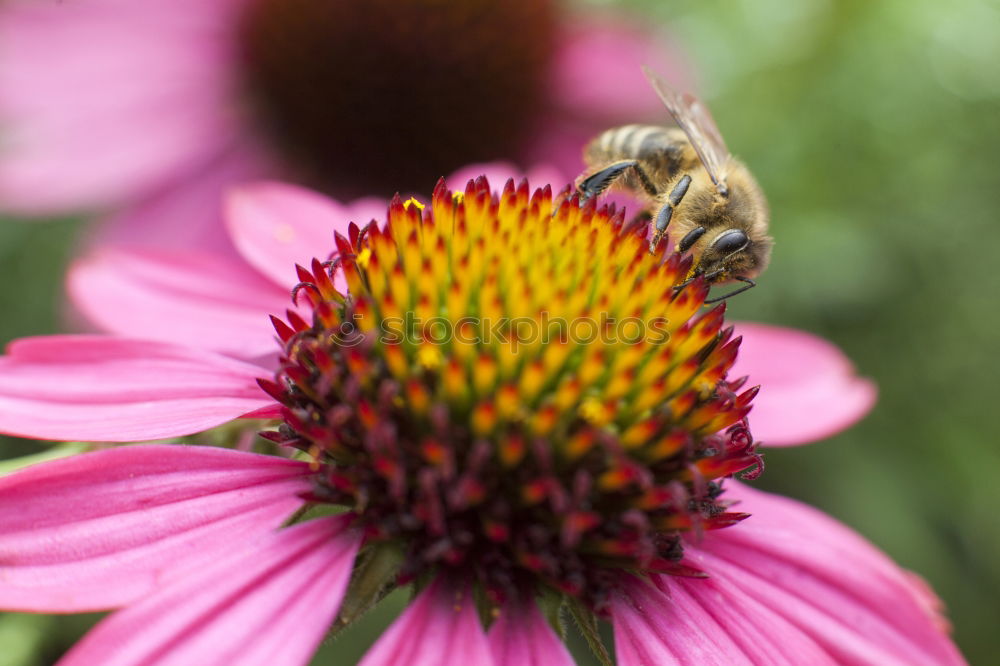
[586,124,684,170]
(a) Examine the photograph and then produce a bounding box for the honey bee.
[577,66,772,302]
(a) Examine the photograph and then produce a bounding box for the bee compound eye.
[711,229,749,255]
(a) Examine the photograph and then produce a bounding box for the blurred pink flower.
[0,177,953,665]
[0,0,685,241]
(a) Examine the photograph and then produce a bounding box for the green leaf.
[472,583,498,629]
[0,613,55,666]
[0,442,89,476]
[567,597,613,666]
[328,541,404,639]
[536,586,568,641]
[281,502,349,528]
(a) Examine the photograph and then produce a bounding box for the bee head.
[695,228,771,283]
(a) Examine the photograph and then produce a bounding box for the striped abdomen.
[583,124,691,189]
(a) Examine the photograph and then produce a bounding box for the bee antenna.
[704,276,756,304]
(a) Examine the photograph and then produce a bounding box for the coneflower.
[0,178,954,665]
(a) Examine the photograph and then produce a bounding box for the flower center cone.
[259,177,762,611]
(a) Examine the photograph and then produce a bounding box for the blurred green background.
[2,0,998,663]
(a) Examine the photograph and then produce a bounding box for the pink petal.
[60,515,361,666]
[0,0,243,213]
[359,578,495,666]
[242,403,284,420]
[0,336,272,441]
[225,181,384,291]
[613,573,833,666]
[697,483,964,665]
[68,246,291,357]
[488,598,574,666]
[613,483,964,666]
[636,571,828,666]
[89,141,274,255]
[0,445,312,612]
[732,322,877,446]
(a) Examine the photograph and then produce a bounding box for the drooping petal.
[695,483,964,665]
[68,246,291,357]
[613,573,834,666]
[0,0,242,214]
[0,336,272,441]
[732,322,877,446]
[0,445,312,612]
[225,181,384,290]
[612,483,965,666]
[60,515,361,666]
[488,597,574,666]
[359,578,495,666]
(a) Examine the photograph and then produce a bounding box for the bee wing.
[641,65,731,195]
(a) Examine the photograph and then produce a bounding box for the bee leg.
[577,160,659,201]
[630,164,659,198]
[677,226,706,253]
[578,160,637,200]
[648,174,692,252]
[704,276,757,303]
